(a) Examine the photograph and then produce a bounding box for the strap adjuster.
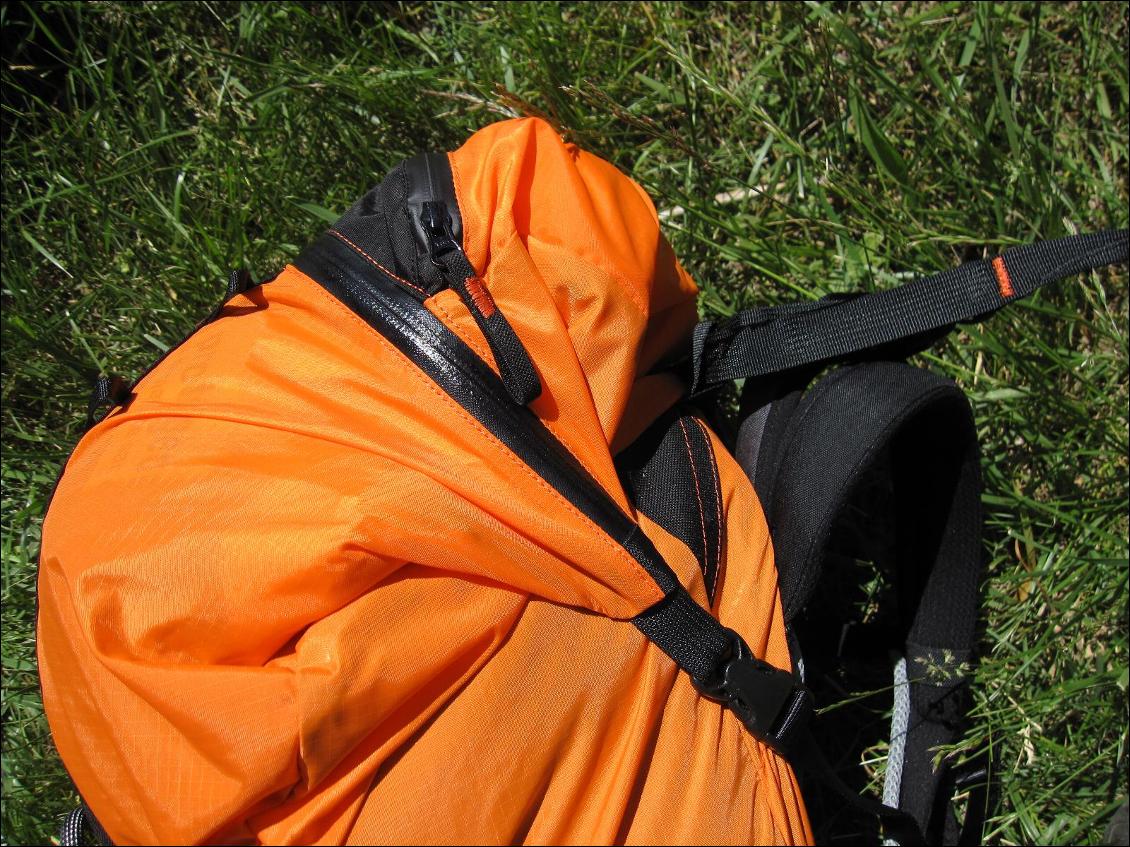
[697,628,812,757]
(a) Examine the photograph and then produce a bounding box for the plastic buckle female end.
[702,629,813,759]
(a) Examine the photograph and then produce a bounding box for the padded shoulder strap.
[740,361,985,843]
[690,228,1128,393]
[617,410,725,605]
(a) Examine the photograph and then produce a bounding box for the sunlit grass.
[2,2,1126,844]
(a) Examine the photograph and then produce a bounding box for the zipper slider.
[421,201,459,268]
[420,201,542,406]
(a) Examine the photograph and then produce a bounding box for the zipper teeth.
[294,234,682,597]
[423,153,437,198]
[329,229,428,298]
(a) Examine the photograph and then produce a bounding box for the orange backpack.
[37,117,1128,846]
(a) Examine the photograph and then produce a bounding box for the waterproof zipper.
[294,226,810,758]
[297,231,676,591]
[418,199,542,406]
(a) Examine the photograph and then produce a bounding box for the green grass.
[2,2,1126,844]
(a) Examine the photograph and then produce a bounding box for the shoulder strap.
[617,409,725,605]
[739,361,985,843]
[618,401,933,844]
[690,228,1128,393]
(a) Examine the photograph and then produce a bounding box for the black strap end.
[85,375,133,430]
[225,268,255,300]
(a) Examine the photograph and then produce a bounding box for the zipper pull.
[421,202,542,406]
[421,201,460,267]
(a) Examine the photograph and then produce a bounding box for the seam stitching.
[693,417,724,602]
[678,417,710,583]
[329,229,429,297]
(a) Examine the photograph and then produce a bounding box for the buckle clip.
[698,629,812,757]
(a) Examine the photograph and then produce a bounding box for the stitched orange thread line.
[291,266,660,609]
[678,418,710,583]
[329,229,429,298]
[692,417,724,601]
[464,276,497,318]
[431,298,495,367]
[992,256,1014,298]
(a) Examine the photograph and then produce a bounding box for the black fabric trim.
[616,411,723,603]
[294,233,679,595]
[698,418,725,603]
[338,156,450,296]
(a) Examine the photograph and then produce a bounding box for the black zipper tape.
[419,200,541,405]
[295,201,810,761]
[295,232,678,596]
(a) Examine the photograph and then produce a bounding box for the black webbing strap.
[740,361,984,843]
[633,588,813,760]
[226,267,254,300]
[85,375,132,429]
[690,228,1129,392]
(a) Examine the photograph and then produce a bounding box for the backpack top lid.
[446,117,700,457]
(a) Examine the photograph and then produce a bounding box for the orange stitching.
[464,276,497,318]
[288,265,660,610]
[430,297,495,366]
[678,418,710,583]
[692,417,724,601]
[992,256,1014,298]
[433,286,609,515]
[328,229,429,298]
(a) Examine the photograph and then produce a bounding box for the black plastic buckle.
[697,629,812,758]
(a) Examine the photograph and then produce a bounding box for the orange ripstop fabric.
[37,117,811,845]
